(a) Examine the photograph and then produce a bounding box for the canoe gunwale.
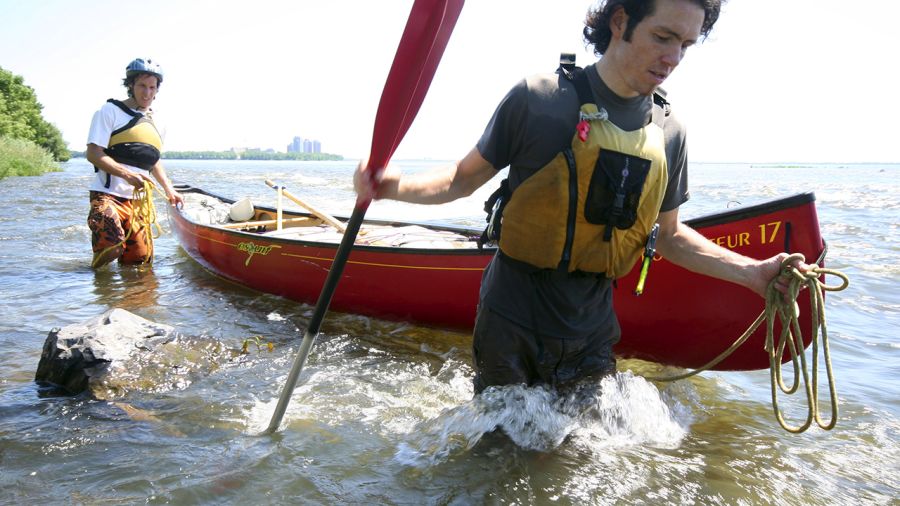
[173,182,818,250]
[172,183,496,256]
[685,192,816,229]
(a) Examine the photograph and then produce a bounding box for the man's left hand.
[755,253,814,300]
[167,191,184,209]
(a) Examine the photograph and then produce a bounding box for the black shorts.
[471,307,618,394]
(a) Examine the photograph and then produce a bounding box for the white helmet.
[125,58,163,83]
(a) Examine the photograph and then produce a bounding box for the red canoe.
[169,184,825,371]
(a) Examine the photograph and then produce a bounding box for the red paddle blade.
[386,0,464,159]
[362,0,465,204]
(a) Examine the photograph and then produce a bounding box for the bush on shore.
[0,136,60,179]
[1,66,70,164]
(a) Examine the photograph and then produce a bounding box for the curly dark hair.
[122,74,162,98]
[583,0,724,55]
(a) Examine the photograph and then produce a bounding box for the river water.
[1,159,897,505]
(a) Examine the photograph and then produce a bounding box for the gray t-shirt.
[475,63,689,339]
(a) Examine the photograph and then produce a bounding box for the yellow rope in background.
[91,180,161,267]
[647,251,850,433]
[133,179,162,245]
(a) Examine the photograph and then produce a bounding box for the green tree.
[0,66,69,161]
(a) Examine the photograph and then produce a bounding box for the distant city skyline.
[287,136,321,155]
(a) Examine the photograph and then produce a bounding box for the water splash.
[395,371,690,468]
[266,312,287,322]
[566,372,691,450]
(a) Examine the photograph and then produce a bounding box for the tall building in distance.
[287,136,322,154]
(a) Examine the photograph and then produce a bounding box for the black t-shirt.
[474,63,690,339]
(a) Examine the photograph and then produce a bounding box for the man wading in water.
[354,0,810,395]
[86,58,183,268]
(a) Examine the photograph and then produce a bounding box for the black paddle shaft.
[264,204,367,434]
[263,0,465,435]
[305,205,367,335]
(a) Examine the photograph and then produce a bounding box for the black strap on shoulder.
[107,98,140,117]
[571,69,594,107]
[106,99,147,137]
[559,53,671,126]
[651,89,671,127]
[94,100,140,175]
[557,52,578,80]
[556,53,594,106]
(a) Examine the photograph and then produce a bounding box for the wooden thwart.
[265,179,347,233]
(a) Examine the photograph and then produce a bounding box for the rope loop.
[132,180,162,245]
[91,180,161,268]
[648,249,850,433]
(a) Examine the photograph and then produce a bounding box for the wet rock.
[35,308,174,396]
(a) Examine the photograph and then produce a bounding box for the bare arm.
[149,160,183,207]
[355,147,498,205]
[655,207,801,298]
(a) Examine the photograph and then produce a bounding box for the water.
[1,159,898,504]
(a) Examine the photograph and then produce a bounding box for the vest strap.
[557,52,578,80]
[571,69,594,106]
[107,98,140,118]
[564,67,669,126]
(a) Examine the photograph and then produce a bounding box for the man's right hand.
[124,171,156,190]
[353,158,399,203]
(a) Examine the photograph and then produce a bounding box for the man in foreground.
[355,0,807,393]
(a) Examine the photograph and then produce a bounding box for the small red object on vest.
[577,120,590,142]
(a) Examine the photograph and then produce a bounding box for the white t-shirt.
[87,101,166,198]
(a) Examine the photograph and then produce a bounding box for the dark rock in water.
[35,308,174,396]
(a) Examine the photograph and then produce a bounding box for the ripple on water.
[1,161,898,504]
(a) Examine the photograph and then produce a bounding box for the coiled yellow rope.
[133,179,163,246]
[91,180,161,267]
[647,251,850,433]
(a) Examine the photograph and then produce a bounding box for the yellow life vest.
[498,70,668,279]
[103,99,162,171]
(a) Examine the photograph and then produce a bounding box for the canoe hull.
[170,191,489,331]
[169,187,824,371]
[613,194,824,370]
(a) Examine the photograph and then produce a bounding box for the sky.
[1,0,897,163]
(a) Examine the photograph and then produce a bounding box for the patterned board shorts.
[87,191,153,267]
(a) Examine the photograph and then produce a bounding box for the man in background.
[86,58,182,268]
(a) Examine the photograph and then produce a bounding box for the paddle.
[370,0,465,188]
[264,0,465,435]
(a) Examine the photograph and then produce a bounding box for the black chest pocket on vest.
[104,143,161,171]
[584,149,652,241]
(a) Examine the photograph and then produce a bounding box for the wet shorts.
[471,307,618,394]
[87,191,153,267]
